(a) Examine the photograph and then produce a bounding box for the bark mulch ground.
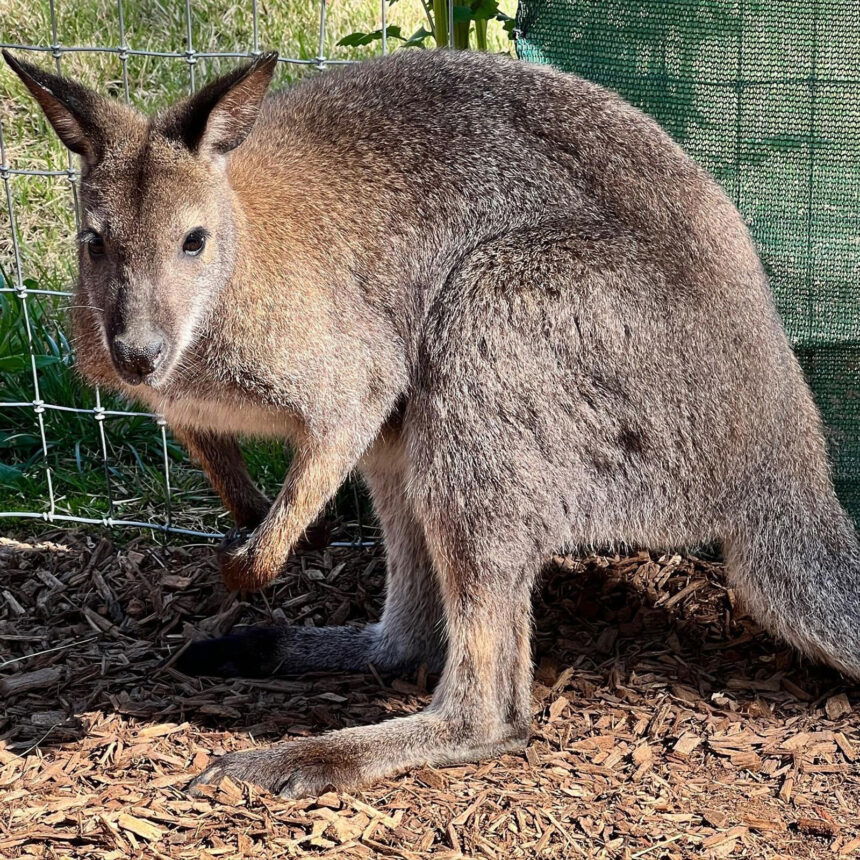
[0,529,858,858]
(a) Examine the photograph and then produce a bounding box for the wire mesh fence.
[0,0,468,543]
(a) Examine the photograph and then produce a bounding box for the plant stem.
[418,0,436,35]
[453,19,471,49]
[474,18,488,51]
[432,0,449,47]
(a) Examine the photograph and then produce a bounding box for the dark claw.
[175,627,285,677]
[216,518,331,558]
[188,748,290,796]
[218,526,253,556]
[187,741,355,798]
[297,519,333,551]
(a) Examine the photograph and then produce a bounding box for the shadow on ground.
[0,529,858,857]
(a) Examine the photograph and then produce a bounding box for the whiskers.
[162,348,197,385]
[59,303,104,314]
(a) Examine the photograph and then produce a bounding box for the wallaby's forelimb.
[182,430,446,677]
[221,426,383,591]
[173,427,270,529]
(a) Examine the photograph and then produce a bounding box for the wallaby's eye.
[84,231,105,258]
[182,229,207,257]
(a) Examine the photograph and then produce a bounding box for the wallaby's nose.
[111,332,166,383]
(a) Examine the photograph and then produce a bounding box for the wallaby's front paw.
[219,539,280,591]
[189,739,363,798]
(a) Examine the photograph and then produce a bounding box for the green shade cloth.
[516,0,860,525]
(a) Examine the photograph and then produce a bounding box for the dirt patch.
[0,530,858,857]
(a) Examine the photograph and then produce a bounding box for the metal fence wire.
[0,0,461,543]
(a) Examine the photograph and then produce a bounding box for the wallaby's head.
[3,50,278,387]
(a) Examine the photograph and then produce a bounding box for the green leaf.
[469,0,500,20]
[337,25,403,47]
[0,433,40,450]
[403,26,434,47]
[337,31,374,47]
[0,353,62,373]
[501,15,517,37]
[0,463,26,487]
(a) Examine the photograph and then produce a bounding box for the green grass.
[0,0,513,535]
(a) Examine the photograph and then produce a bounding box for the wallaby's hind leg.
[191,451,537,796]
[359,429,445,671]
[177,431,444,678]
[191,279,554,796]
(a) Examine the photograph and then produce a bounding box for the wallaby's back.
[227,50,802,494]
[231,50,761,302]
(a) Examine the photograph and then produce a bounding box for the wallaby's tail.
[724,483,860,679]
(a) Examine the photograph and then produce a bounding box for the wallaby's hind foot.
[189,712,527,798]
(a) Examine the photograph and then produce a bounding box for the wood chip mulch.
[1,530,859,858]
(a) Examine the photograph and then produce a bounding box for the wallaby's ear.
[159,52,279,158]
[2,50,125,166]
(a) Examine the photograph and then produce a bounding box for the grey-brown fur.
[5,46,860,797]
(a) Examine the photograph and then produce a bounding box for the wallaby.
[5,46,860,798]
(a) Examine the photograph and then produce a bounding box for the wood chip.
[673,732,702,756]
[702,809,729,828]
[794,817,841,838]
[0,666,64,695]
[825,694,852,720]
[839,836,860,855]
[743,816,783,832]
[2,534,859,859]
[117,813,164,842]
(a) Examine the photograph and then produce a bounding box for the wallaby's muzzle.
[109,328,167,385]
